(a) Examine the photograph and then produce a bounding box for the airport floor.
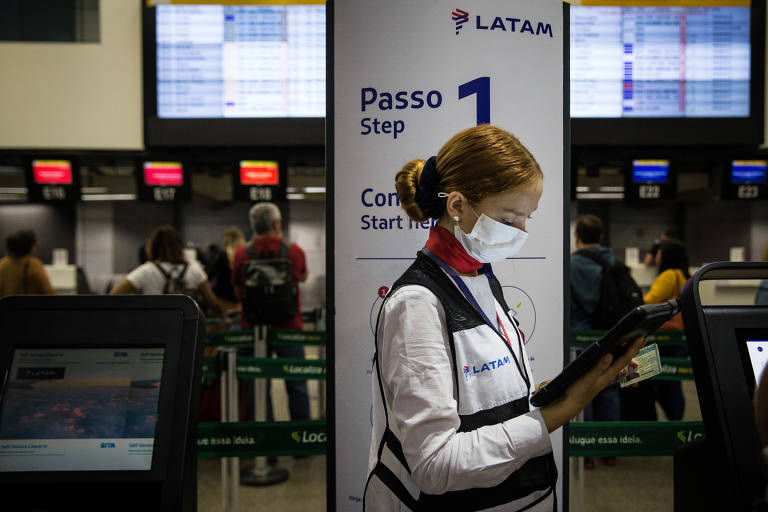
[196,376,701,511]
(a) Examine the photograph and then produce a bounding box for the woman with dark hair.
[111,226,224,318]
[644,240,691,305]
[0,230,56,298]
[623,240,690,422]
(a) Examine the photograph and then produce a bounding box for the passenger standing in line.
[643,229,678,267]
[365,125,644,511]
[756,242,768,306]
[209,226,246,306]
[624,240,690,421]
[231,203,310,425]
[110,226,225,319]
[570,214,620,469]
[0,230,56,298]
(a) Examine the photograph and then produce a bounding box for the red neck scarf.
[424,226,482,274]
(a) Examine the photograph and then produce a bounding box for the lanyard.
[423,247,530,390]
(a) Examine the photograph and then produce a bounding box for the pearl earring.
[453,216,460,223]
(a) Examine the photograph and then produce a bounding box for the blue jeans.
[265,344,310,421]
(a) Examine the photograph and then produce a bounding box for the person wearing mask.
[624,240,690,421]
[0,230,55,298]
[570,214,620,469]
[110,226,225,319]
[364,125,644,511]
[232,203,310,425]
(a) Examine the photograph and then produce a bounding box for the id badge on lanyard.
[422,247,530,391]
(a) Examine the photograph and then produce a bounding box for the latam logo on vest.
[451,8,554,38]
[463,355,512,381]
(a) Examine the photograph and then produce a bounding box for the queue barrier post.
[218,348,239,512]
[241,324,290,486]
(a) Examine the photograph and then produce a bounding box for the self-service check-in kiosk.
[0,295,205,511]
[677,262,768,512]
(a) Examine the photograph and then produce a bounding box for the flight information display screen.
[156,4,325,118]
[571,6,750,118]
[0,348,164,472]
[731,160,767,184]
[633,160,670,183]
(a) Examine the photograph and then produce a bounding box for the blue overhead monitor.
[632,159,670,183]
[731,160,767,184]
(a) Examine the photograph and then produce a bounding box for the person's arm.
[644,269,676,304]
[289,244,308,283]
[539,337,645,432]
[110,279,137,295]
[31,260,57,295]
[231,246,247,301]
[197,280,226,320]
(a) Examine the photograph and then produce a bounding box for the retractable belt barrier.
[206,329,326,348]
[569,421,705,457]
[197,420,327,459]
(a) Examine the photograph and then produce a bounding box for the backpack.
[241,241,297,325]
[575,250,644,329]
[153,262,202,302]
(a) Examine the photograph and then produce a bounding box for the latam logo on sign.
[240,160,279,186]
[144,161,184,186]
[452,8,554,38]
[32,160,73,185]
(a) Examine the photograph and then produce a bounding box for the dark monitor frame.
[680,262,768,510]
[0,295,204,510]
[142,2,325,148]
[571,1,766,147]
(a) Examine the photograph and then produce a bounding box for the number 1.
[459,77,490,125]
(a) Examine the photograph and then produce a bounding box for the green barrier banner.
[202,357,326,380]
[569,421,704,456]
[197,420,326,458]
[656,357,694,381]
[269,330,326,346]
[206,330,253,347]
[570,330,686,347]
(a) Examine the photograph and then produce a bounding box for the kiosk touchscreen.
[677,263,768,512]
[0,296,205,511]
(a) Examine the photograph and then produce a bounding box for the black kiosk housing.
[0,296,205,511]
[676,262,768,511]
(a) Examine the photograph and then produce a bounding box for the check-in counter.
[630,265,761,306]
[44,264,77,294]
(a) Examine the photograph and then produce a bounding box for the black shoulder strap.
[245,241,258,260]
[153,261,171,279]
[152,262,172,294]
[177,262,189,280]
[575,249,611,270]
[280,242,289,259]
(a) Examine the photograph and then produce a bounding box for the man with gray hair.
[232,202,310,424]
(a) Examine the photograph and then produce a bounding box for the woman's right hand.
[539,336,646,433]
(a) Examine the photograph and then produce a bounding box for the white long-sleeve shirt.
[366,277,554,511]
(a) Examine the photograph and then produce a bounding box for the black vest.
[365,252,557,512]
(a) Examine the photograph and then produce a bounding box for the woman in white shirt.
[111,226,224,318]
[365,125,644,511]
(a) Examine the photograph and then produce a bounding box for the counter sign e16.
[26,160,77,202]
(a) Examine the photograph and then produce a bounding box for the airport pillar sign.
[330,1,567,510]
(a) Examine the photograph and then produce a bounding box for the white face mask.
[453,209,529,263]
